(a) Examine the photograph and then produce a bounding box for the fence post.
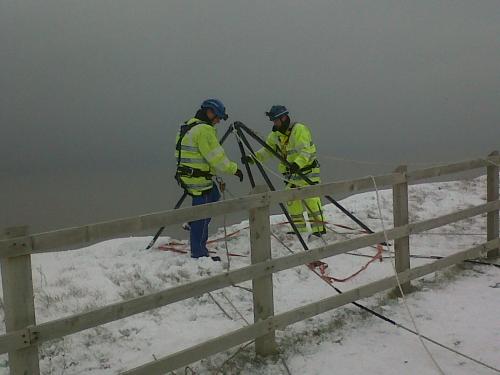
[392,165,412,294]
[249,185,277,356]
[487,150,499,258]
[0,226,40,374]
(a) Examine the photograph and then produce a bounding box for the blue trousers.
[190,184,221,258]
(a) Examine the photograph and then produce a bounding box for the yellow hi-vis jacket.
[175,117,238,196]
[254,122,320,186]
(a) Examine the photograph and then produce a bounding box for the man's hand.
[241,155,254,165]
[234,169,244,182]
[289,162,300,173]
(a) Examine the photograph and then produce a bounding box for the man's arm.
[197,127,238,175]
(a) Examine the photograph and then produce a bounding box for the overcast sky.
[1,0,499,177]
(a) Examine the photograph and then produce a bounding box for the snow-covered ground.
[1,176,499,374]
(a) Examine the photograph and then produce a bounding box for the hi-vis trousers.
[285,178,325,234]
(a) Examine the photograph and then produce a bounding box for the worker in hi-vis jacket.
[174,99,243,260]
[245,105,325,238]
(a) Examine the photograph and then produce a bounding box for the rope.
[301,199,383,283]
[319,153,438,167]
[319,153,500,169]
[220,292,250,325]
[205,291,258,374]
[281,358,293,375]
[370,175,500,374]
[370,175,446,375]
[207,292,234,321]
[272,230,500,374]
[210,289,292,374]
[216,177,231,269]
[213,340,254,374]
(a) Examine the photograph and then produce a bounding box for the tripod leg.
[146,126,235,251]
[234,121,376,235]
[235,128,310,251]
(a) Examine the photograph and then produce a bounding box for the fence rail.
[2,155,498,259]
[1,152,498,374]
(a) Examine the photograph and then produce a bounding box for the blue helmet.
[265,105,289,121]
[201,98,228,120]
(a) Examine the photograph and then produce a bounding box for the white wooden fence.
[0,151,498,374]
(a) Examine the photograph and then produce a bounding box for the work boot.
[211,256,221,262]
[182,222,191,231]
[310,229,327,238]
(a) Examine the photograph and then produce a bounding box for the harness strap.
[283,159,320,176]
[175,120,214,196]
[176,165,213,178]
[176,121,203,167]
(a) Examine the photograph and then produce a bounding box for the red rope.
[155,220,383,282]
[308,244,383,283]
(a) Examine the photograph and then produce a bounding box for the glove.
[241,155,254,165]
[289,162,300,173]
[234,169,244,182]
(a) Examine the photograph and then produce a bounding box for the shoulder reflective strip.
[183,132,196,146]
[180,157,206,163]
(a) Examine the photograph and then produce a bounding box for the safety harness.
[174,121,213,195]
[275,122,320,178]
[285,159,320,175]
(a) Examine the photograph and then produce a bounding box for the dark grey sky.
[0,0,500,177]
[1,1,499,176]
[1,1,500,232]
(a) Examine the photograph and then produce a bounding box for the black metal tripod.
[148,120,379,250]
[233,121,377,235]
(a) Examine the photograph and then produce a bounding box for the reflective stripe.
[299,150,315,157]
[184,182,213,190]
[308,210,323,216]
[293,223,307,228]
[290,144,313,153]
[273,109,288,118]
[179,157,206,164]
[180,145,199,152]
[291,213,304,218]
[205,145,224,161]
[217,158,231,170]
